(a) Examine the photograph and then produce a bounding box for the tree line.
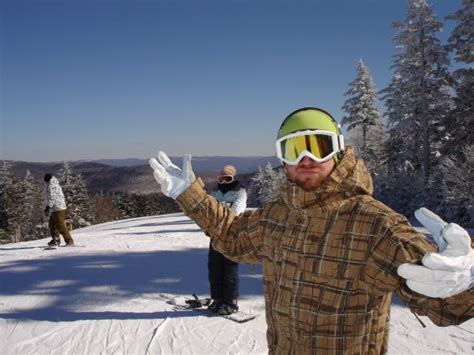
[343,0,472,227]
[0,161,179,244]
[250,0,473,227]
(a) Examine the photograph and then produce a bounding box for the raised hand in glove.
[398,207,473,298]
[44,206,50,216]
[149,151,195,200]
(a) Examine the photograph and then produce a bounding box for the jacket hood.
[279,146,373,210]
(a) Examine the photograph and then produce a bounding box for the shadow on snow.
[0,248,263,322]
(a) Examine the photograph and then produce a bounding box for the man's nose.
[299,156,317,166]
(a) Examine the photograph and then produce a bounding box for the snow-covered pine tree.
[248,166,265,207]
[18,170,43,240]
[115,193,134,218]
[112,192,172,218]
[444,0,474,159]
[0,163,8,236]
[437,144,474,227]
[57,161,94,227]
[249,163,284,206]
[381,0,452,208]
[0,162,23,242]
[341,59,384,176]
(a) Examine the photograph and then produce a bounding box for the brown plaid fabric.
[177,147,473,354]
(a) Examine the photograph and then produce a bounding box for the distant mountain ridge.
[5,156,279,195]
[80,158,148,167]
[81,156,279,173]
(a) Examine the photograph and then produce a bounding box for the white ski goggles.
[217,175,235,184]
[275,130,345,165]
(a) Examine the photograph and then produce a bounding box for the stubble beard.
[284,158,335,191]
[292,175,324,191]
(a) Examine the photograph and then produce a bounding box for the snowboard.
[169,294,258,323]
[44,245,58,250]
[44,244,82,250]
[193,306,258,323]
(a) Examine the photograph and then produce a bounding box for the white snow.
[0,213,472,354]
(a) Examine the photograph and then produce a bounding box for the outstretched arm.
[149,152,263,264]
[178,179,262,264]
[364,208,473,326]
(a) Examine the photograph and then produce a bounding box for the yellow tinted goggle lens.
[282,134,335,161]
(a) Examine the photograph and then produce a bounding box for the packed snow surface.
[0,213,472,354]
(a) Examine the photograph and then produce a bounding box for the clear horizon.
[1,0,460,162]
[3,155,280,164]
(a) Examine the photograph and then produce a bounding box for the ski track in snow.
[0,212,472,354]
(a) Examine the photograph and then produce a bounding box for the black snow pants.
[208,243,239,302]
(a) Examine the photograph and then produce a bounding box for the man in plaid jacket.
[149,107,473,354]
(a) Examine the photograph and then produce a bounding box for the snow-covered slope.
[0,213,472,354]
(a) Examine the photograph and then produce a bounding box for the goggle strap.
[338,134,345,151]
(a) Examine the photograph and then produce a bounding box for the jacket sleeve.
[46,185,52,208]
[362,212,473,326]
[230,188,247,215]
[177,178,263,264]
[46,184,56,208]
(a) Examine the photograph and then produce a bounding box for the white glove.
[397,207,473,298]
[149,151,195,199]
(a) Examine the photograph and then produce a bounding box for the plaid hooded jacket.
[176,147,473,354]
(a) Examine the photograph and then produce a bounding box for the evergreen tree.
[0,162,9,233]
[0,162,23,241]
[18,170,43,239]
[444,0,474,158]
[116,193,134,218]
[113,192,176,218]
[341,59,384,175]
[249,163,285,206]
[446,0,473,67]
[437,144,474,227]
[58,161,94,227]
[381,0,452,206]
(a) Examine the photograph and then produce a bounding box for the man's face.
[285,156,335,190]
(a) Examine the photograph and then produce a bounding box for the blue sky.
[1,0,459,162]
